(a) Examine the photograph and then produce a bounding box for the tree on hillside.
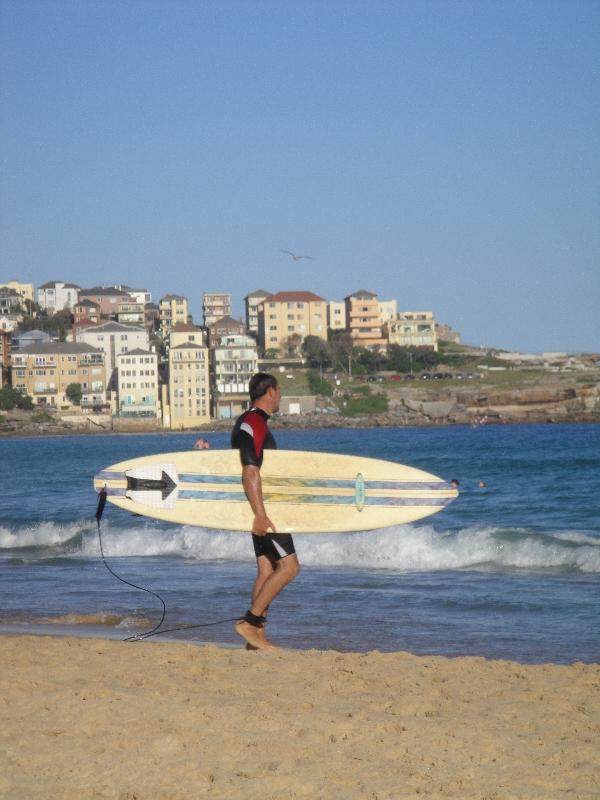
[66,383,82,406]
[302,335,333,369]
[0,386,34,411]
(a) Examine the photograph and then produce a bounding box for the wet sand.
[1,635,598,799]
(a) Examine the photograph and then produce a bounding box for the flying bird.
[280,249,314,262]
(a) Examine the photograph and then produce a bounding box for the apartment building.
[327,301,346,331]
[378,299,398,326]
[258,291,327,355]
[167,342,210,429]
[244,289,270,338]
[159,294,189,336]
[345,290,387,351]
[73,299,101,326]
[11,341,106,412]
[386,311,438,351]
[116,348,160,418]
[75,321,149,389]
[36,281,80,313]
[120,286,152,306]
[202,292,231,327]
[116,301,145,325]
[0,287,23,315]
[210,334,258,419]
[207,315,245,347]
[78,286,132,317]
[0,281,34,306]
[169,323,206,349]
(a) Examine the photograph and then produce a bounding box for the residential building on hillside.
[0,314,20,333]
[168,323,206,349]
[0,281,34,306]
[327,301,346,331]
[116,301,145,325]
[0,287,23,315]
[120,286,152,306]
[0,330,10,385]
[167,342,210,429]
[11,329,54,351]
[75,322,149,389]
[208,315,245,347]
[36,281,80,313]
[244,289,270,337]
[257,291,327,355]
[159,294,189,336]
[378,299,398,326]
[73,299,101,326]
[116,349,160,418]
[345,290,387,351]
[11,341,107,412]
[386,311,438,351]
[78,286,132,317]
[202,292,231,327]
[210,334,258,419]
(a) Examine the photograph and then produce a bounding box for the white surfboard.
[93,449,457,533]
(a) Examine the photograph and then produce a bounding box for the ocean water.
[1,424,599,664]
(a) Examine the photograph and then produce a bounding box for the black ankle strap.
[242,610,267,628]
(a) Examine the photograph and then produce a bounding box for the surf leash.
[95,488,238,642]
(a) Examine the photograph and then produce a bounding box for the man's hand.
[252,513,277,536]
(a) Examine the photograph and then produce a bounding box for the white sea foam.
[2,520,599,573]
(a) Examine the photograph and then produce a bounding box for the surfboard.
[93,449,457,533]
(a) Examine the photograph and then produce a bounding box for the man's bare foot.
[235,620,278,650]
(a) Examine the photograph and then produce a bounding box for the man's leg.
[235,553,300,650]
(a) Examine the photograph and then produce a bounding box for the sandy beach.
[1,635,598,799]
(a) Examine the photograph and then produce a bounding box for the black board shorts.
[252,533,296,561]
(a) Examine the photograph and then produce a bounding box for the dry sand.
[1,635,598,800]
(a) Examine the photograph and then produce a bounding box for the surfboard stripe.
[178,489,451,507]
[178,473,450,491]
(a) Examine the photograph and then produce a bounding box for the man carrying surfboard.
[231,372,300,650]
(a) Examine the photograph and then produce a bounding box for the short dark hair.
[249,372,278,402]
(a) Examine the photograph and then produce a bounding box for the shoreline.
[1,412,599,439]
[3,634,599,799]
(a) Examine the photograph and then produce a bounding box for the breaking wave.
[1,520,599,574]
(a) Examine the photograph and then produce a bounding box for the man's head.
[249,372,281,412]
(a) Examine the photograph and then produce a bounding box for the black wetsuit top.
[230,407,277,467]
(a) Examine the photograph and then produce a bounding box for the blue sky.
[1,0,599,353]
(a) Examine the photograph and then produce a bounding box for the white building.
[244,289,270,337]
[116,348,160,418]
[76,321,149,389]
[386,311,438,351]
[210,334,258,419]
[203,292,232,327]
[378,299,398,326]
[36,281,80,313]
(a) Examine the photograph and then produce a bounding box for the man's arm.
[242,464,276,535]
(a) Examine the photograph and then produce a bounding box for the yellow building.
[0,281,34,306]
[344,290,387,351]
[167,342,210,429]
[258,291,327,355]
[11,341,107,411]
[386,311,438,351]
[159,294,189,336]
[169,323,206,349]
